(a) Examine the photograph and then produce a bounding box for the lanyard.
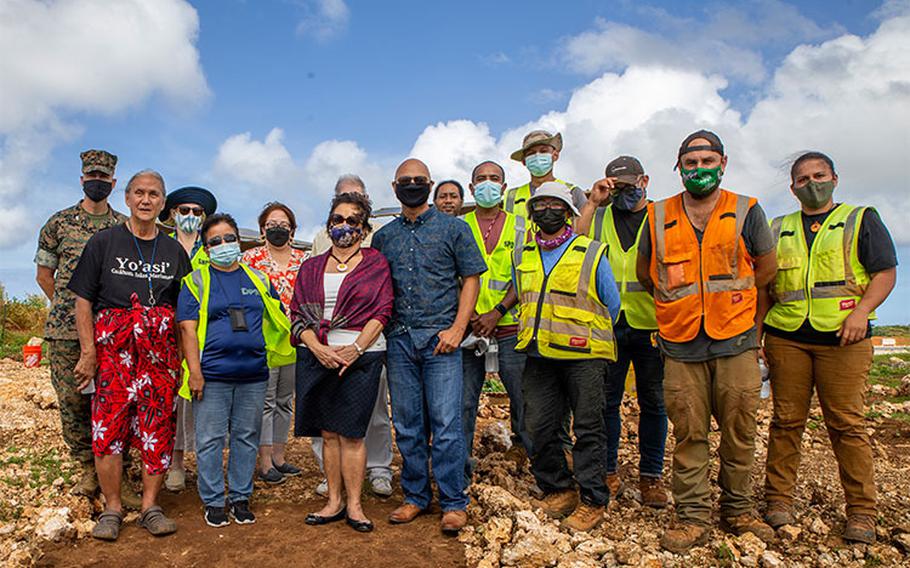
[128,222,159,306]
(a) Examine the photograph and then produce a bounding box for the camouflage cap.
[80,149,117,176]
[510,130,563,162]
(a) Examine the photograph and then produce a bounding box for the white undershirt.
[323,272,386,351]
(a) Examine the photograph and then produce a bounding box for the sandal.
[138,505,177,536]
[92,510,124,541]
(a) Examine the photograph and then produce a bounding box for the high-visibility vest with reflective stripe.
[765,204,873,332]
[503,178,577,220]
[168,232,210,270]
[589,205,657,330]
[647,190,758,343]
[513,235,616,360]
[465,210,526,327]
[178,263,295,399]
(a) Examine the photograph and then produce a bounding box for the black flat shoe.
[305,507,347,525]
[346,516,374,533]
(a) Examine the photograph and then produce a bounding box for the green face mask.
[793,180,835,210]
[680,166,722,196]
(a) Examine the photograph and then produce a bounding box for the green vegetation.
[0,446,73,491]
[482,377,507,394]
[0,283,48,360]
[890,411,910,423]
[869,353,910,389]
[872,325,910,337]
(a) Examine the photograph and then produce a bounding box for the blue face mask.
[525,152,554,177]
[175,212,202,234]
[209,242,242,267]
[473,180,503,208]
[612,186,645,211]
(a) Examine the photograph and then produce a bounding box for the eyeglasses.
[395,176,429,186]
[264,221,292,231]
[529,201,568,213]
[329,214,363,227]
[177,206,205,216]
[206,233,239,247]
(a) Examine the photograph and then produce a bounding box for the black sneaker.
[273,461,302,477]
[257,468,286,485]
[204,506,230,528]
[229,500,256,525]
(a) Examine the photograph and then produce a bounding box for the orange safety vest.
[647,189,758,343]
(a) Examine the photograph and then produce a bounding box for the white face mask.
[175,212,202,234]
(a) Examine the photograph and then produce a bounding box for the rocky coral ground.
[2,356,910,567]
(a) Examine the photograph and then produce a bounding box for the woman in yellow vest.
[513,182,620,533]
[762,151,897,544]
[577,155,668,510]
[177,213,294,529]
[160,185,216,492]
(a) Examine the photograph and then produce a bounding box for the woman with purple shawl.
[290,192,393,533]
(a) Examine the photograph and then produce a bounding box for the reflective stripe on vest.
[648,190,758,342]
[589,204,657,330]
[465,210,526,327]
[765,204,873,332]
[503,179,577,219]
[178,263,295,399]
[514,235,616,360]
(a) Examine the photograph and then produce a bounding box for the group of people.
[34,126,897,551]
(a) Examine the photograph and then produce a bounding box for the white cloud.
[296,0,350,41]
[0,0,209,250]
[562,1,840,85]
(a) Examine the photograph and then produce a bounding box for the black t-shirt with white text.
[68,224,191,311]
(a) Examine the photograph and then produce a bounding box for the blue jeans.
[462,335,531,480]
[387,332,468,511]
[193,379,268,507]
[604,324,667,478]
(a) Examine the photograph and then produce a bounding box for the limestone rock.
[556,551,601,568]
[614,542,641,565]
[809,517,830,536]
[574,538,612,557]
[735,532,767,558]
[473,484,528,516]
[777,524,802,542]
[33,507,74,542]
[761,550,783,568]
[482,515,513,545]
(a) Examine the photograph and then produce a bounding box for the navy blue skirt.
[294,347,384,439]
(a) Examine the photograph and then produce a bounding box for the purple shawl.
[289,247,393,345]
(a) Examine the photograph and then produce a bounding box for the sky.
[0,0,908,324]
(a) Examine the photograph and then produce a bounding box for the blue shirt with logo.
[176,267,280,382]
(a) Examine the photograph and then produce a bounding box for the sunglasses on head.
[396,176,429,186]
[206,233,238,247]
[329,214,363,226]
[177,205,205,216]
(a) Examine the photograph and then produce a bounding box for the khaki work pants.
[664,350,762,525]
[764,335,875,516]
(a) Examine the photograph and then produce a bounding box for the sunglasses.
[396,176,429,186]
[329,214,363,226]
[610,184,639,195]
[529,201,568,213]
[206,233,239,247]
[177,205,205,216]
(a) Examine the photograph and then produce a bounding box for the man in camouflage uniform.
[34,149,140,505]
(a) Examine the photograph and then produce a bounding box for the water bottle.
[759,359,771,399]
[485,338,499,374]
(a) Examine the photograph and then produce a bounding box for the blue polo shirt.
[372,207,487,349]
[176,267,280,382]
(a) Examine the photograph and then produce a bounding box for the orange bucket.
[23,345,42,368]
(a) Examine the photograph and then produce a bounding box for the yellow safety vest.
[465,210,526,327]
[178,263,295,399]
[589,205,657,330]
[503,178,578,220]
[168,231,210,270]
[514,235,616,360]
[765,204,874,332]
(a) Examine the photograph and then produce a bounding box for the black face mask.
[83,179,113,203]
[265,226,291,247]
[532,209,567,234]
[395,183,431,208]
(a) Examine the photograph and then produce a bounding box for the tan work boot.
[441,510,468,534]
[843,514,876,544]
[388,503,425,524]
[74,463,99,496]
[605,473,625,500]
[639,476,668,509]
[720,512,775,542]
[660,523,710,553]
[533,489,579,519]
[120,483,143,511]
[763,501,795,529]
[560,502,605,533]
